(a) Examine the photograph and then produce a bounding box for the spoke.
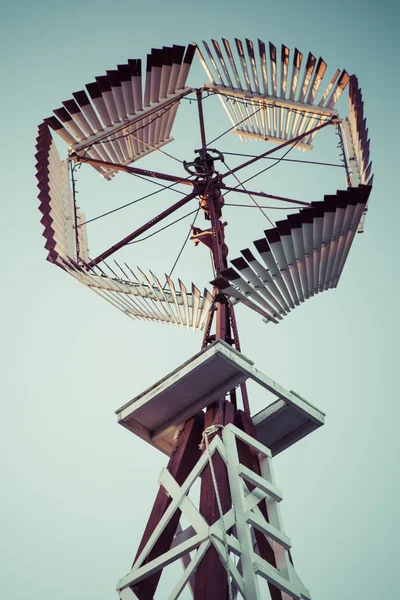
[227,139,301,190]
[221,186,311,207]
[221,150,344,169]
[219,119,334,181]
[208,104,263,146]
[79,179,187,228]
[87,188,201,268]
[128,209,199,244]
[222,159,274,226]
[225,203,300,209]
[127,130,183,164]
[126,171,188,194]
[166,209,200,281]
[196,89,207,149]
[70,154,195,187]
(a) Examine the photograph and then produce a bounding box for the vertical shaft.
[194,169,239,599]
[196,89,207,151]
[131,414,204,599]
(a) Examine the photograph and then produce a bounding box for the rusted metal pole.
[70,154,195,186]
[88,189,200,268]
[196,89,207,150]
[132,414,204,600]
[220,119,334,180]
[194,174,232,599]
[221,185,312,207]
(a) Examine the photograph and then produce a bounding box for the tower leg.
[131,412,204,599]
[193,400,234,599]
[235,410,283,600]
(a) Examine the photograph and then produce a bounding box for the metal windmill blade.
[63,260,213,330]
[212,185,371,322]
[44,44,196,180]
[339,75,374,232]
[35,111,212,331]
[197,37,349,150]
[203,49,374,323]
[35,122,89,264]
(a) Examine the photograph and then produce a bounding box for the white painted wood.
[223,425,262,600]
[160,469,209,535]
[118,586,139,599]
[254,555,302,599]
[150,373,244,442]
[117,440,226,591]
[246,511,291,549]
[210,527,242,557]
[211,536,247,599]
[224,423,272,458]
[167,541,210,600]
[238,464,283,502]
[118,532,207,589]
[117,419,313,599]
[259,454,295,584]
[175,524,195,599]
[117,340,324,455]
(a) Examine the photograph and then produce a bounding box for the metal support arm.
[70,154,195,187]
[220,120,335,180]
[87,189,201,268]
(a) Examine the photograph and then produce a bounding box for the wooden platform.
[116,340,325,455]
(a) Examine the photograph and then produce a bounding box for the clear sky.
[1,1,399,598]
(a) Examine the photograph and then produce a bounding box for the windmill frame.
[35,36,374,599]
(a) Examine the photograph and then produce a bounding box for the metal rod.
[70,162,80,258]
[70,154,195,187]
[208,104,263,146]
[219,119,334,180]
[225,203,303,210]
[221,185,312,207]
[88,188,201,268]
[229,304,250,415]
[222,150,344,168]
[196,89,207,150]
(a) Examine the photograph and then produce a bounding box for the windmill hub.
[193,152,215,175]
[183,147,223,177]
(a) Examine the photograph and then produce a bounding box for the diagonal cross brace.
[117,423,312,599]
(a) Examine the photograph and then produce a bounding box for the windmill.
[35,37,373,599]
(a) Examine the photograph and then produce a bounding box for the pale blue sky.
[1,1,399,599]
